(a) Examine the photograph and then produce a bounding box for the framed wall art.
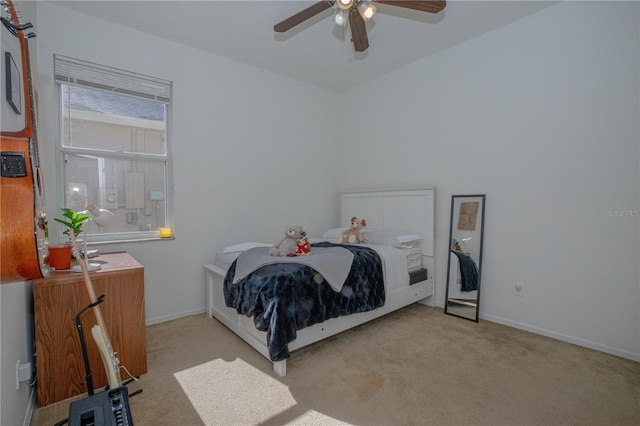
[5,51,21,114]
[457,201,479,231]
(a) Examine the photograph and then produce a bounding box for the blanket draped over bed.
[224,242,385,361]
[233,246,354,292]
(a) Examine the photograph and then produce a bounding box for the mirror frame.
[444,194,486,322]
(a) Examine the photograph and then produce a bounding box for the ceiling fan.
[274,0,446,52]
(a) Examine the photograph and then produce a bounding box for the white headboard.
[340,187,435,258]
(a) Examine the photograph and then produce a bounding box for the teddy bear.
[295,234,311,256]
[339,217,367,244]
[269,225,305,256]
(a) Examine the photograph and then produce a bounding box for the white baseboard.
[479,312,640,362]
[432,302,639,362]
[145,307,207,326]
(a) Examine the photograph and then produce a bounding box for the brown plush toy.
[339,217,367,244]
[296,234,311,256]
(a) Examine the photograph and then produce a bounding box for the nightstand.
[33,252,147,406]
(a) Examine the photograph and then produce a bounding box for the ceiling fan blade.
[349,8,369,52]
[274,1,334,33]
[375,0,446,14]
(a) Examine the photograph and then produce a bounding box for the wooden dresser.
[33,252,147,406]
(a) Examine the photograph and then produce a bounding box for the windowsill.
[87,236,175,245]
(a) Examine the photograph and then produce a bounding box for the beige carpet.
[31,304,639,426]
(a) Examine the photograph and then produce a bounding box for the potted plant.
[54,207,122,388]
[54,208,90,264]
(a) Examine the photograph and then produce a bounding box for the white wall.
[339,1,639,360]
[3,2,339,420]
[33,2,341,324]
[0,282,36,426]
[2,1,638,422]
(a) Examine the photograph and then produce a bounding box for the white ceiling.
[51,1,557,93]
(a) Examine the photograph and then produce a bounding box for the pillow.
[362,230,422,248]
[322,227,349,239]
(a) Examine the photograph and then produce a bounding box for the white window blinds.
[54,55,172,104]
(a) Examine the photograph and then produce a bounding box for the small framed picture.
[5,51,21,114]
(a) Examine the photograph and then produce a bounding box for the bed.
[203,187,435,376]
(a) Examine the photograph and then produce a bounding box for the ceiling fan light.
[337,0,354,10]
[334,9,348,26]
[358,1,376,21]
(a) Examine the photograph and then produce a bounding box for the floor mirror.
[444,194,485,322]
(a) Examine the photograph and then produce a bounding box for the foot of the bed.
[273,360,286,377]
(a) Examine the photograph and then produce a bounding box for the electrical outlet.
[15,361,32,389]
[18,362,31,383]
[514,281,524,297]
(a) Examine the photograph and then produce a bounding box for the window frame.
[54,55,173,244]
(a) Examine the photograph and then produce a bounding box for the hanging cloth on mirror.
[452,250,479,292]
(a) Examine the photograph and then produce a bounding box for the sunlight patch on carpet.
[174,358,296,424]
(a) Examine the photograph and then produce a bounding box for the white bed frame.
[203,187,435,376]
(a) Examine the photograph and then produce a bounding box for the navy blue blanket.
[224,242,385,361]
[452,250,479,292]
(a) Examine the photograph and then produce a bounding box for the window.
[55,55,172,242]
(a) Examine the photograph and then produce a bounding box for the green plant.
[54,208,90,237]
[53,208,91,264]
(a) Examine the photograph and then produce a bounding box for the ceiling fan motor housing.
[337,0,355,10]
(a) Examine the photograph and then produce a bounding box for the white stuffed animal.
[269,225,305,256]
